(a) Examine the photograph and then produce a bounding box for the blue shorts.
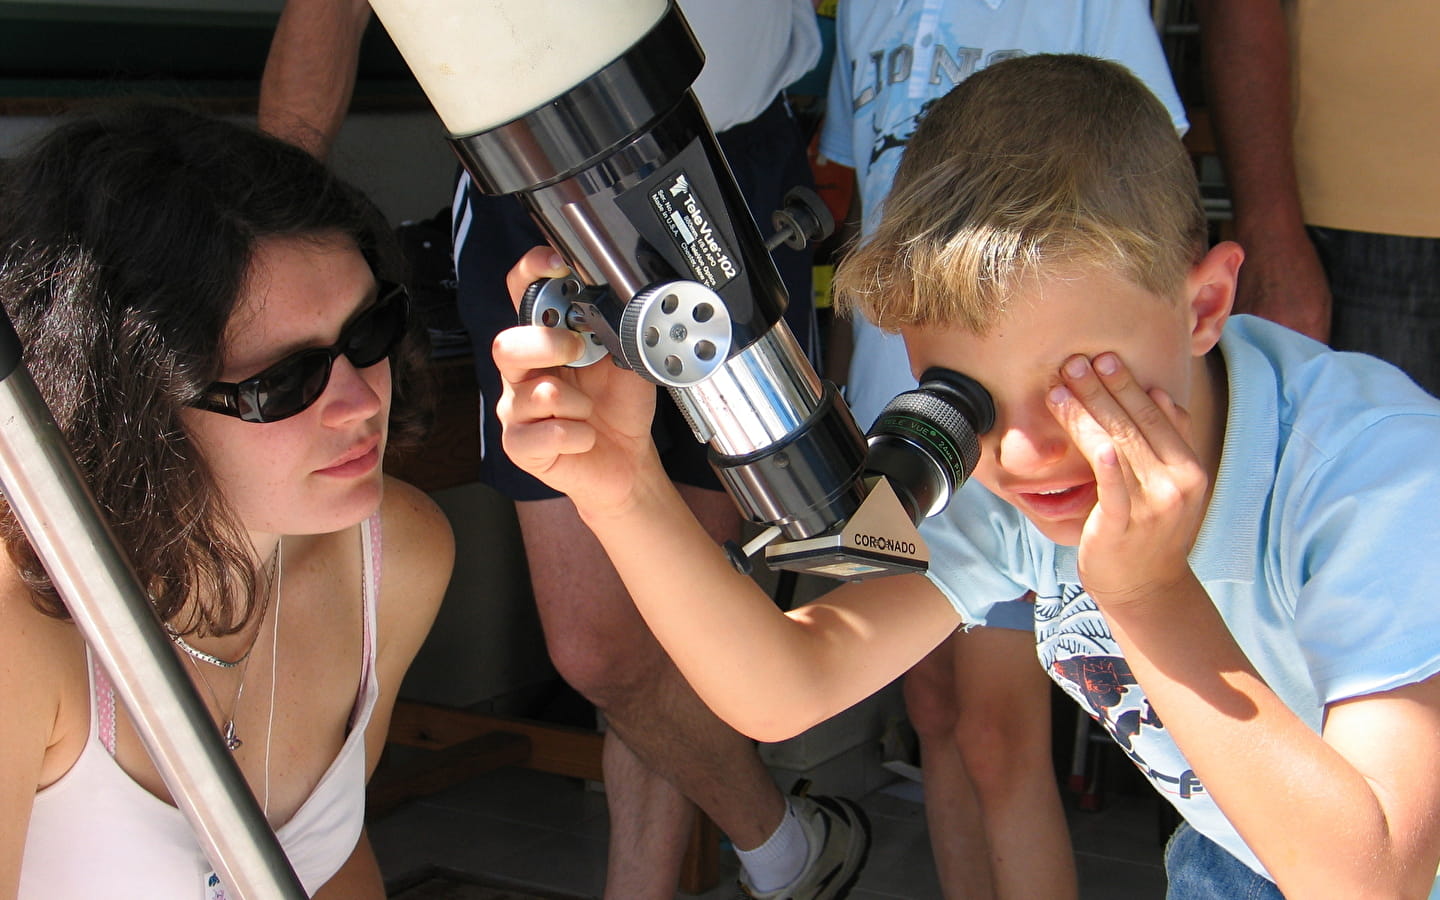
[454,93,818,501]
[1163,822,1282,900]
[983,597,1035,632]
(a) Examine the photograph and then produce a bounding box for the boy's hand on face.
[493,247,662,517]
[1047,353,1209,607]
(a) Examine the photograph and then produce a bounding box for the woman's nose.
[320,356,387,425]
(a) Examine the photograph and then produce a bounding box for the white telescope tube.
[368,0,666,134]
[370,2,991,579]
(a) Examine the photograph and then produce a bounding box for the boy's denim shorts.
[1163,822,1283,900]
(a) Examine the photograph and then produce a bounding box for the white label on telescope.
[650,171,739,290]
[367,0,667,135]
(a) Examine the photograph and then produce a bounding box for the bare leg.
[599,728,694,895]
[517,488,786,899]
[905,627,1077,900]
[905,637,997,899]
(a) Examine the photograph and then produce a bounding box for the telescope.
[368,0,995,579]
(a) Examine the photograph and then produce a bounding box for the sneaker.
[739,781,872,900]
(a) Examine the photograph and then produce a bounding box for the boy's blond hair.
[835,54,1208,334]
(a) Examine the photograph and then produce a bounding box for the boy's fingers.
[1055,355,1147,456]
[499,369,595,424]
[1048,383,1137,518]
[1088,353,1192,463]
[1058,354,1186,466]
[504,245,570,311]
[1147,387,1193,446]
[502,416,596,470]
[492,324,588,385]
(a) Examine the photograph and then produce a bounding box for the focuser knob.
[519,276,613,368]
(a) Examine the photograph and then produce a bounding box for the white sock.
[736,800,810,893]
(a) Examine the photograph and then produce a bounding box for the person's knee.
[542,627,663,710]
[903,659,960,740]
[952,699,1053,799]
[515,498,670,708]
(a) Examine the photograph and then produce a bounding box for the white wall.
[326,110,459,226]
[4,0,284,11]
[0,109,457,228]
[0,116,50,156]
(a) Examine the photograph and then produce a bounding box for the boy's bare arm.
[578,471,961,740]
[1054,349,1440,895]
[1111,591,1440,898]
[494,249,962,740]
[1194,0,1331,341]
[259,0,373,159]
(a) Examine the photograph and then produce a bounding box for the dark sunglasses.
[196,281,409,423]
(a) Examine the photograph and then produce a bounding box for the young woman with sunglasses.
[0,103,453,898]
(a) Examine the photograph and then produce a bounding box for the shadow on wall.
[402,482,557,713]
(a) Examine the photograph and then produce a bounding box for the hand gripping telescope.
[368,0,994,580]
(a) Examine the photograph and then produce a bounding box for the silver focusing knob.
[619,280,733,387]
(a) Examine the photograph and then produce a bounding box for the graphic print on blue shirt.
[1036,585,1205,801]
[852,39,1023,171]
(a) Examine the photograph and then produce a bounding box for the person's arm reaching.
[493,248,962,740]
[259,0,373,159]
[1195,0,1331,342]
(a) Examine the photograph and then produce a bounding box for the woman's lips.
[317,440,380,477]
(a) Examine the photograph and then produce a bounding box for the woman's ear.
[1184,241,1244,357]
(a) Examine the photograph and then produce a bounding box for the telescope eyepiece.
[864,368,995,524]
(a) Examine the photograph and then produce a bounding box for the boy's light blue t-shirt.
[922,314,1440,889]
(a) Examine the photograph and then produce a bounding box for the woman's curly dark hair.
[0,101,432,636]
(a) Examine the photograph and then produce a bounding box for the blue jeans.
[1164,822,1284,900]
[1310,226,1440,397]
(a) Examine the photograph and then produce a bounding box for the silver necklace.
[184,650,250,751]
[169,634,249,669]
[174,543,282,752]
[168,548,279,669]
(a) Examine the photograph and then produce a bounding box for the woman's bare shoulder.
[0,566,88,788]
[378,477,454,578]
[373,476,453,652]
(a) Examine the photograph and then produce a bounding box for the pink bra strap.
[90,653,118,756]
[364,510,381,666]
[347,511,382,732]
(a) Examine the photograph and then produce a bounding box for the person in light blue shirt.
[924,312,1440,894]
[817,3,1189,894]
[494,54,1440,898]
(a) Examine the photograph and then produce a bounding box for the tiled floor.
[371,760,1170,899]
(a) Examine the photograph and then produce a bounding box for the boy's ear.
[1183,241,1244,356]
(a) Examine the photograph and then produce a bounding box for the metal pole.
[0,313,305,899]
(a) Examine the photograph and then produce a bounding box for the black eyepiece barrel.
[864,369,995,523]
